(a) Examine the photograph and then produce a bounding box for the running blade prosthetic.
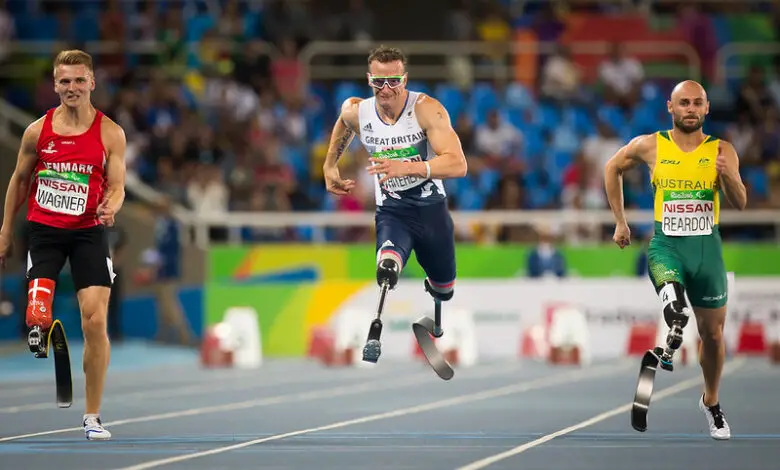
[631,321,685,432]
[412,299,454,381]
[29,320,73,408]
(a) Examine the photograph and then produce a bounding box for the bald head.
[667,80,709,134]
[670,80,707,101]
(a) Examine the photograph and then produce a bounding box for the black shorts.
[375,202,456,289]
[26,221,115,291]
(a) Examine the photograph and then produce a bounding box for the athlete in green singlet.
[604,80,747,440]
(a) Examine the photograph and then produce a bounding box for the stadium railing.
[3,39,281,81]
[181,209,780,248]
[5,39,700,83]
[0,99,31,144]
[298,40,702,82]
[715,41,780,83]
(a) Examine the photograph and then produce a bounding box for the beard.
[673,114,704,133]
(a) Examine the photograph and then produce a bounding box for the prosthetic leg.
[26,278,73,408]
[412,279,455,381]
[361,258,400,364]
[631,281,691,432]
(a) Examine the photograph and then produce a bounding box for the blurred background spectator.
[0,0,778,250]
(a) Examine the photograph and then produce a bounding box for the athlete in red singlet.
[0,50,126,441]
[28,106,110,229]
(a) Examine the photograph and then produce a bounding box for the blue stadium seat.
[443,177,463,199]
[73,12,100,43]
[243,11,261,38]
[504,83,535,111]
[468,82,500,125]
[321,193,339,211]
[521,126,546,159]
[744,167,768,199]
[283,146,309,181]
[477,168,501,196]
[526,185,554,209]
[629,102,664,136]
[532,102,561,132]
[16,15,59,41]
[562,105,595,137]
[503,108,528,131]
[406,80,431,96]
[597,104,625,133]
[332,81,364,111]
[640,82,661,103]
[550,125,579,154]
[433,83,466,121]
[550,149,575,174]
[295,226,315,242]
[457,187,486,210]
[185,14,216,42]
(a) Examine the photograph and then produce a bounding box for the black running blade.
[412,316,454,381]
[49,320,73,408]
[631,350,659,432]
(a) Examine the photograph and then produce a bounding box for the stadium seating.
[3,2,778,220]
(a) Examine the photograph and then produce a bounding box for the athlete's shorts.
[375,201,456,291]
[647,222,727,309]
[27,221,115,291]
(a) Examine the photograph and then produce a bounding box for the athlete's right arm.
[603,134,653,226]
[323,98,361,195]
[0,120,42,242]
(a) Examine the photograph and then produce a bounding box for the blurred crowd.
[2,0,780,246]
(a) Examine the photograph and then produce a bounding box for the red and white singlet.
[27,107,108,229]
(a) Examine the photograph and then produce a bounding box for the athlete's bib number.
[372,147,425,193]
[35,169,89,216]
[661,189,714,236]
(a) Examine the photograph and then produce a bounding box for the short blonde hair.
[53,50,94,75]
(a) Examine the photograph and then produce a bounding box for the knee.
[82,312,108,340]
[79,297,110,340]
[698,319,725,345]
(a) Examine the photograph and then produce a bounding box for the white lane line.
[0,362,275,399]
[114,360,635,470]
[0,363,418,414]
[455,357,746,470]
[0,359,529,442]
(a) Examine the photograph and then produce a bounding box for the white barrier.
[332,308,377,369]
[222,307,263,369]
[430,308,479,368]
[326,276,780,362]
[548,305,592,365]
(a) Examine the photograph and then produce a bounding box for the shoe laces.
[84,416,103,428]
[707,403,726,429]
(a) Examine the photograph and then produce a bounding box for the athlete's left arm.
[99,120,127,225]
[716,141,747,211]
[408,96,468,179]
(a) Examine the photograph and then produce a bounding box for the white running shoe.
[699,395,731,440]
[83,415,112,441]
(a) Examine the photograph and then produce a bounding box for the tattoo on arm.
[335,127,354,162]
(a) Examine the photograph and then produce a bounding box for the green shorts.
[647,222,728,309]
